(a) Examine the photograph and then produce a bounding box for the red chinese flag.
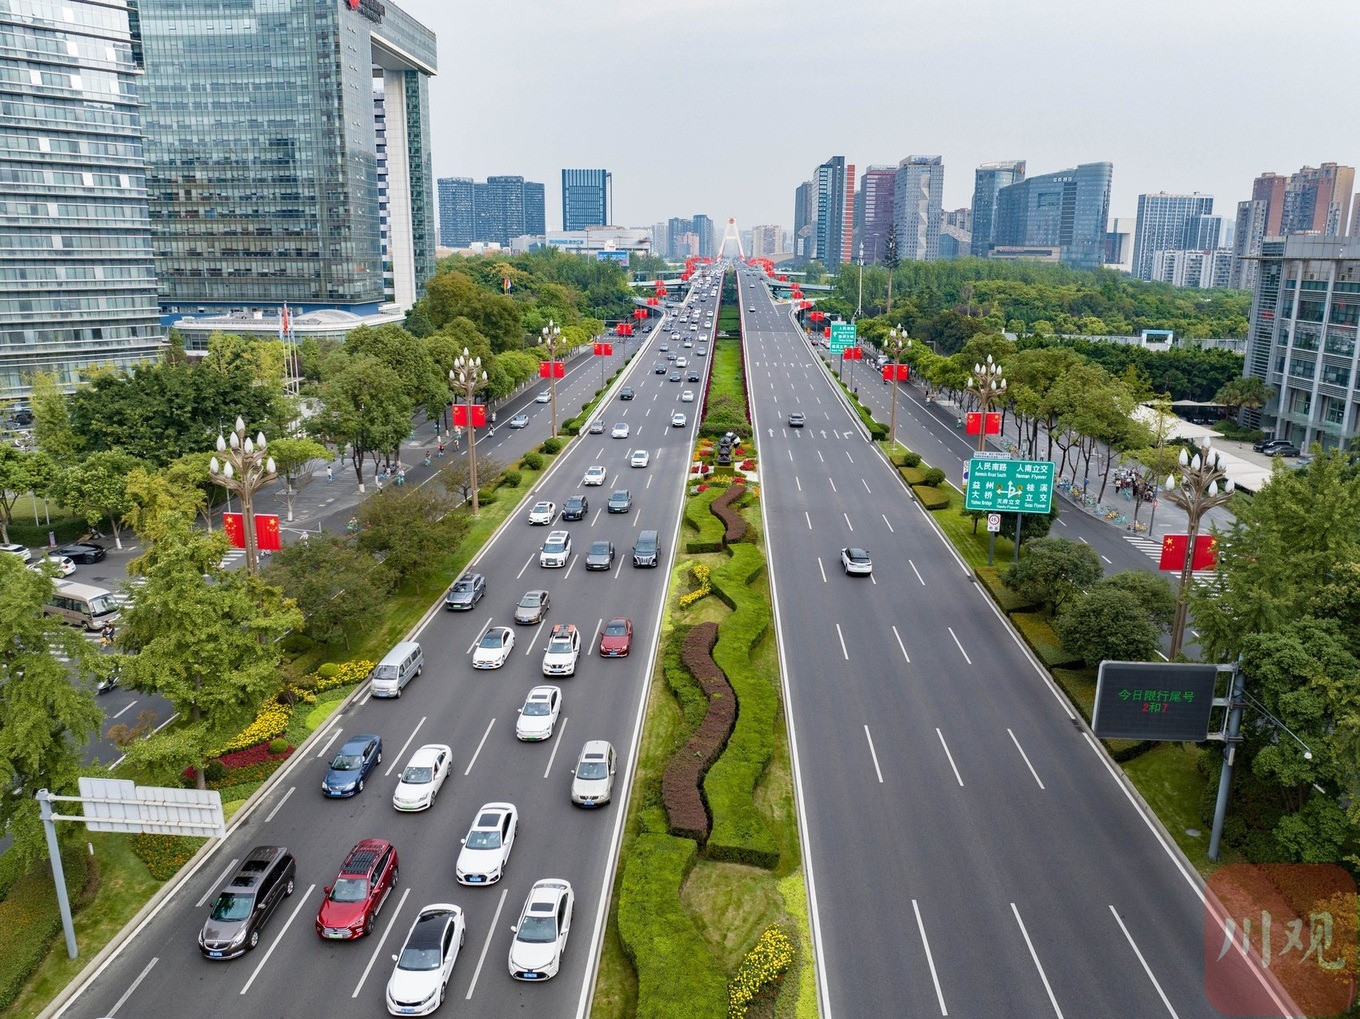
[633,308,646,320]
[594,342,613,356]
[823,327,831,338]
[985,412,1002,435]
[843,347,862,360]
[222,512,245,549]
[553,362,565,377]
[255,514,281,552]
[895,364,910,380]
[966,412,983,435]
[452,405,487,428]
[539,360,552,378]
[778,275,788,282]
[472,405,487,427]
[1159,534,1189,571]
[1192,534,1218,571]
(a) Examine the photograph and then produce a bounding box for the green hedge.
[6,516,90,547]
[900,466,927,485]
[521,452,545,470]
[617,834,728,1018]
[683,485,728,554]
[1010,611,1083,669]
[704,543,781,869]
[501,469,522,488]
[913,485,952,510]
[0,845,95,1012]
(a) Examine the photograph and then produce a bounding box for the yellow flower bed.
[728,925,794,1017]
[313,659,374,694]
[678,562,712,609]
[220,699,291,753]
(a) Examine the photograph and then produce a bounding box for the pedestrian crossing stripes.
[217,548,246,570]
[1123,535,1217,584]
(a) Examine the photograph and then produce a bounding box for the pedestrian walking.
[326,465,334,484]
[437,441,445,458]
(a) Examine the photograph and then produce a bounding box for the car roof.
[588,540,611,550]
[546,529,569,539]
[845,547,869,558]
[407,909,453,950]
[580,739,613,759]
[474,801,515,825]
[533,500,552,507]
[409,743,450,766]
[527,685,558,699]
[340,838,391,875]
[340,733,378,752]
[550,622,576,636]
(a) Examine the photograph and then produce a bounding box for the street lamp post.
[209,416,276,574]
[887,327,911,455]
[451,351,488,516]
[540,319,563,438]
[1162,440,1235,659]
[965,354,1007,453]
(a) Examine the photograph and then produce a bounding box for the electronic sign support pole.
[1208,666,1245,862]
[1014,512,1022,565]
[37,790,77,959]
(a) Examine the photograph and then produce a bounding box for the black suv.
[619,387,635,401]
[199,845,297,958]
[562,494,589,521]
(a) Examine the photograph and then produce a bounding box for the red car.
[598,617,633,657]
[316,838,399,940]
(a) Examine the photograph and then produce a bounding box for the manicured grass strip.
[616,834,728,1019]
[776,873,819,1019]
[1122,742,1235,877]
[0,845,94,1013]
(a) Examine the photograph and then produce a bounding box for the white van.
[371,640,423,698]
[45,581,120,632]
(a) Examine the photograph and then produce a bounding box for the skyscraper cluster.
[436,177,546,248]
[793,156,856,270]
[660,216,715,259]
[1233,164,1354,290]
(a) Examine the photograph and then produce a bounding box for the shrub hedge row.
[684,484,728,554]
[616,834,729,1018]
[0,845,95,1012]
[913,484,952,510]
[661,623,736,843]
[710,482,748,543]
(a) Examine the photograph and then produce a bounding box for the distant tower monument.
[717,217,746,259]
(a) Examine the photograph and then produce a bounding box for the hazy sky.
[399,0,1360,236]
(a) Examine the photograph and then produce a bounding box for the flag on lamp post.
[255,514,281,552]
[223,512,245,549]
[452,405,487,428]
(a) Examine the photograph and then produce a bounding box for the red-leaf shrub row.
[216,742,290,769]
[710,482,748,544]
[661,623,737,843]
[184,742,293,784]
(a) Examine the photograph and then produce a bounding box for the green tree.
[1001,537,1103,614]
[0,556,103,884]
[120,518,301,788]
[357,486,467,590]
[0,446,50,544]
[345,323,447,421]
[317,353,413,488]
[1092,570,1176,632]
[1057,587,1160,666]
[1212,375,1272,419]
[28,371,83,467]
[123,465,204,544]
[264,533,393,647]
[265,436,330,522]
[50,449,143,548]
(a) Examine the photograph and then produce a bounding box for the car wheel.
[392,868,399,886]
[377,751,382,764]
[248,929,260,950]
[357,778,364,793]
[285,878,294,897]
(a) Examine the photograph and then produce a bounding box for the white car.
[582,465,607,486]
[527,500,556,525]
[455,802,518,885]
[0,542,31,563]
[569,740,616,807]
[516,685,562,742]
[535,390,551,403]
[508,879,574,981]
[539,530,571,568]
[630,449,650,468]
[472,626,515,669]
[392,744,452,811]
[841,547,873,575]
[385,904,465,1015]
[671,412,687,428]
[610,422,630,439]
[541,623,581,676]
[676,357,688,368]
[31,553,76,576]
[681,390,694,402]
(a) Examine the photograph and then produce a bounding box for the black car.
[654,363,667,374]
[562,494,589,521]
[687,371,701,383]
[1264,442,1301,457]
[55,542,106,564]
[607,489,632,513]
[198,845,297,958]
[584,540,616,570]
[322,733,383,797]
[619,387,635,401]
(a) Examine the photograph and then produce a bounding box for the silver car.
[569,740,616,807]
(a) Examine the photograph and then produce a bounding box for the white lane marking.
[805,511,812,529]
[466,617,493,655]
[516,553,534,579]
[883,515,894,533]
[912,900,949,1015]
[350,886,411,998]
[263,786,295,825]
[817,558,826,583]
[112,698,138,719]
[862,478,872,493]
[196,858,239,908]
[846,451,855,464]
[313,726,343,760]
[588,618,602,656]
[241,883,317,995]
[357,688,372,707]
[835,623,848,660]
[892,625,910,663]
[525,617,547,655]
[542,716,569,778]
[817,450,824,462]
[464,717,495,775]
[947,627,972,664]
[106,957,158,1017]
[1007,729,1046,789]
[909,561,925,585]
[795,476,801,491]
[829,478,837,493]
[1011,903,1064,1017]
[1109,904,1180,1018]
[787,449,792,460]
[1056,516,1067,527]
[385,716,426,776]
[936,728,964,787]
[465,887,509,999]
[591,508,602,526]
[844,512,853,531]
[1101,554,1112,564]
[564,553,579,577]
[863,725,884,783]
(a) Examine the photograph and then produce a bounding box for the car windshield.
[548,638,572,652]
[519,593,542,607]
[330,754,361,771]
[605,622,627,635]
[402,766,433,784]
[479,632,505,648]
[576,761,608,780]
[465,829,501,849]
[452,581,472,593]
[516,914,558,944]
[545,540,565,552]
[590,544,609,555]
[398,945,442,971]
[523,701,551,716]
[330,877,369,902]
[210,892,253,921]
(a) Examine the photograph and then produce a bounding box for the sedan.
[607,489,632,514]
[582,465,607,486]
[611,422,630,439]
[55,542,105,564]
[588,419,605,434]
[392,744,452,811]
[31,554,76,576]
[445,572,486,611]
[535,390,551,403]
[630,450,650,468]
[619,387,635,401]
[598,617,632,657]
[508,879,574,981]
[514,589,550,625]
[515,685,562,741]
[696,347,707,357]
[788,412,805,428]
[584,540,615,571]
[472,627,515,669]
[322,734,382,798]
[385,904,465,1015]
[671,412,687,428]
[0,542,31,562]
[508,413,530,429]
[687,371,701,383]
[841,547,873,575]
[669,372,682,383]
[527,500,556,525]
[456,802,517,885]
[681,390,695,402]
[569,740,617,806]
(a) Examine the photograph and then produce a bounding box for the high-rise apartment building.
[969,160,1026,258]
[1189,214,1223,251]
[561,169,612,230]
[485,176,525,246]
[0,0,165,399]
[992,162,1113,270]
[524,182,545,236]
[893,156,944,262]
[437,176,544,247]
[139,0,437,317]
[793,180,815,262]
[939,208,972,260]
[1232,168,1352,291]
[813,156,855,270]
[692,214,714,259]
[437,178,475,248]
[750,225,786,258]
[1150,248,1235,289]
[854,166,896,264]
[1131,193,1215,280]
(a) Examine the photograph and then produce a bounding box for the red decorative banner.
[882,364,910,381]
[823,327,831,338]
[255,514,281,552]
[632,308,646,320]
[452,404,487,428]
[223,512,245,549]
[965,412,1002,435]
[615,323,634,336]
[593,342,614,356]
[841,347,863,360]
[1158,534,1188,571]
[809,311,825,322]
[1192,534,1218,571]
[538,361,565,378]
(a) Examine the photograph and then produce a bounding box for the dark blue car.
[322,734,382,798]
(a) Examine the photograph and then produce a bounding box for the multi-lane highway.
[738,266,1286,1017]
[57,278,723,1017]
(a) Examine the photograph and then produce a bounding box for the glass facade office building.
[992,162,1112,271]
[0,0,164,400]
[137,0,436,319]
[561,168,610,230]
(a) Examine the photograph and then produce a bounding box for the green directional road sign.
[829,321,857,354]
[964,457,1055,514]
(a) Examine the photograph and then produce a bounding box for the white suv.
[539,530,571,568]
[541,623,581,676]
